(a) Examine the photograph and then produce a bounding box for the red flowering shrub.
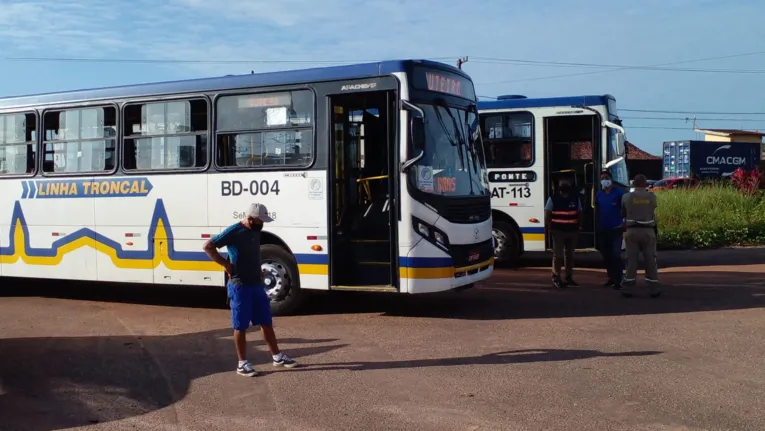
[730,167,762,196]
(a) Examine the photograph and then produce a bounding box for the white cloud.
[0,0,127,54]
[1,0,765,151]
[1,0,765,109]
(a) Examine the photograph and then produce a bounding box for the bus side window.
[481,112,534,168]
[0,112,37,176]
[215,90,314,169]
[122,99,208,172]
[42,107,117,174]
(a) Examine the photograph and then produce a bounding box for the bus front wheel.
[492,220,520,267]
[260,244,306,316]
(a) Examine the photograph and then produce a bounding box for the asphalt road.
[1,249,764,431]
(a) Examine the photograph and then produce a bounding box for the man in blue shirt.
[203,202,297,377]
[594,170,625,287]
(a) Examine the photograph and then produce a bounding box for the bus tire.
[493,220,520,267]
[260,244,306,316]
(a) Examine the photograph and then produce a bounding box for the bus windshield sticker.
[435,176,457,193]
[417,165,434,192]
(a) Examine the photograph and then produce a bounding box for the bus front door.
[543,114,599,251]
[327,90,399,291]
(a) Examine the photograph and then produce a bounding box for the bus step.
[331,285,397,292]
[353,261,392,286]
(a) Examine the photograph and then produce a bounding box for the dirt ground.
[1,248,764,431]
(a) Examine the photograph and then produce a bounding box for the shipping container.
[662,140,760,179]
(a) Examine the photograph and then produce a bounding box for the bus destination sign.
[426,72,462,97]
[238,92,291,108]
[412,67,476,100]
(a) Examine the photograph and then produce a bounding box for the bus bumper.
[402,258,494,294]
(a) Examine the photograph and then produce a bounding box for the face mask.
[601,179,612,188]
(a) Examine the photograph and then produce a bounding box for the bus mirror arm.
[402,100,424,117]
[401,150,424,173]
[603,157,624,169]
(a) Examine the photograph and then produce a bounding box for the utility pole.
[685,115,699,138]
[457,56,468,69]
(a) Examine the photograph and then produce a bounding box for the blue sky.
[1,0,764,154]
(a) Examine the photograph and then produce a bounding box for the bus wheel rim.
[492,228,506,255]
[262,260,289,301]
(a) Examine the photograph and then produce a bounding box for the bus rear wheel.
[260,244,306,316]
[492,220,520,267]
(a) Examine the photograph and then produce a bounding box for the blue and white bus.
[477,94,628,265]
[0,59,493,315]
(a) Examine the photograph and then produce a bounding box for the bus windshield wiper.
[434,98,467,169]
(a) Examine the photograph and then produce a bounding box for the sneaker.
[273,353,298,368]
[603,280,616,287]
[552,274,564,289]
[237,361,258,377]
[565,277,579,287]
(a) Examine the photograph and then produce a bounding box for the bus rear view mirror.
[603,120,626,157]
[411,117,425,151]
[402,99,426,152]
[615,132,626,156]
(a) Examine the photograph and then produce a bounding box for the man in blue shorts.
[203,202,298,377]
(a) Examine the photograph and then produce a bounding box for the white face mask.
[601,179,612,188]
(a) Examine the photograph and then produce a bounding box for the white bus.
[0,60,493,315]
[477,94,629,265]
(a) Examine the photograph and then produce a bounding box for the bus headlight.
[412,216,450,251]
[417,222,430,238]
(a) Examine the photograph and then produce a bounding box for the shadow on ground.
[512,247,765,269]
[299,269,765,320]
[265,348,661,374]
[0,331,344,431]
[3,265,764,323]
[0,330,658,431]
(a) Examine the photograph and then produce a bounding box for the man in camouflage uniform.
[620,174,660,298]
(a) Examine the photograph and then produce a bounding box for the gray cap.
[247,203,274,222]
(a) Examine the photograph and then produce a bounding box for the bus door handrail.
[357,175,389,204]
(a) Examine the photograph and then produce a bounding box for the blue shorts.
[227,282,273,330]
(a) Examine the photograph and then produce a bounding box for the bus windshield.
[409,101,489,197]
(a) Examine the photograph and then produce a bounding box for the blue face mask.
[601,179,612,188]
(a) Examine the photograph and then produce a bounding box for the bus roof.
[0,59,467,110]
[477,94,615,111]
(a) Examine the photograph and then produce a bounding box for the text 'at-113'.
[491,185,531,199]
